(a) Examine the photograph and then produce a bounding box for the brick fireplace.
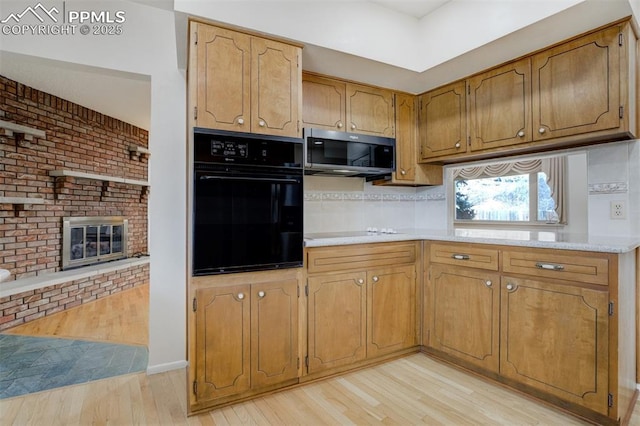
[0,75,150,331]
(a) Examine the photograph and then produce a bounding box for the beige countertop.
[304,228,640,253]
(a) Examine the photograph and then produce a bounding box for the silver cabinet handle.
[259,120,266,127]
[237,293,245,300]
[536,262,565,271]
[257,291,265,298]
[455,142,461,148]
[351,123,356,130]
[506,284,515,291]
[485,280,492,287]
[357,278,364,285]
[517,130,525,137]
[401,169,406,175]
[237,117,244,125]
[538,127,546,134]
[452,254,470,260]
[372,276,379,282]
[337,122,343,129]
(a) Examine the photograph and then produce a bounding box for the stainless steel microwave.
[303,128,395,178]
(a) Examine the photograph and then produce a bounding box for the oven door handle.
[199,175,300,184]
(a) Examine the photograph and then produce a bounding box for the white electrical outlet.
[610,201,626,219]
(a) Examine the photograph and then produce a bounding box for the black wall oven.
[192,128,304,275]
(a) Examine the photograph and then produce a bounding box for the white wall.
[565,152,589,235]
[587,140,640,237]
[0,0,187,371]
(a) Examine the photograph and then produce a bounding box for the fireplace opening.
[63,217,128,270]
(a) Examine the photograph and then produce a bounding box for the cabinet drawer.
[502,249,610,286]
[429,243,499,271]
[307,242,417,274]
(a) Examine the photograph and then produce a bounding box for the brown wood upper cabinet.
[191,22,302,138]
[302,73,394,137]
[386,93,443,186]
[418,81,466,161]
[346,83,395,137]
[468,58,532,152]
[301,74,346,131]
[419,20,636,163]
[532,25,623,141]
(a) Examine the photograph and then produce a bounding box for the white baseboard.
[147,360,189,375]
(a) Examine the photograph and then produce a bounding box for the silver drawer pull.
[536,262,565,271]
[452,254,470,260]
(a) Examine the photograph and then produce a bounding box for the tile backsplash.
[304,139,640,237]
[303,176,445,233]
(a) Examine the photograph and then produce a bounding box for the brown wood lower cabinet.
[306,242,419,377]
[424,242,636,424]
[307,272,367,373]
[187,241,635,423]
[367,265,417,358]
[500,275,609,414]
[428,264,500,373]
[189,272,299,412]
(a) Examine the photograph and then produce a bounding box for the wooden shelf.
[0,197,47,205]
[49,169,149,187]
[0,196,47,216]
[49,169,149,201]
[0,119,46,145]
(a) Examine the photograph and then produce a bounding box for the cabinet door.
[468,58,531,151]
[346,83,395,137]
[418,81,467,160]
[307,272,367,373]
[367,265,417,358]
[251,279,299,388]
[532,25,621,141]
[429,265,500,373]
[251,38,301,137]
[194,285,250,401]
[394,93,417,182]
[195,24,251,132]
[302,74,346,131]
[500,276,609,414]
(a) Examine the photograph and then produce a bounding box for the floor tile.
[0,334,148,399]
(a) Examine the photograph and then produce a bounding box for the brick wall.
[0,76,150,331]
[0,263,149,331]
[0,75,149,279]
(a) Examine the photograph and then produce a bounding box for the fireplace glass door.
[63,217,128,270]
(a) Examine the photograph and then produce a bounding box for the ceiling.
[370,0,451,17]
[0,51,151,130]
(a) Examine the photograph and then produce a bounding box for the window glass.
[455,172,556,223]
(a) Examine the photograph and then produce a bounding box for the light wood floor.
[3,284,148,346]
[3,353,640,425]
[3,285,640,424]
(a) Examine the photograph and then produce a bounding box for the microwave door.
[348,142,371,167]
